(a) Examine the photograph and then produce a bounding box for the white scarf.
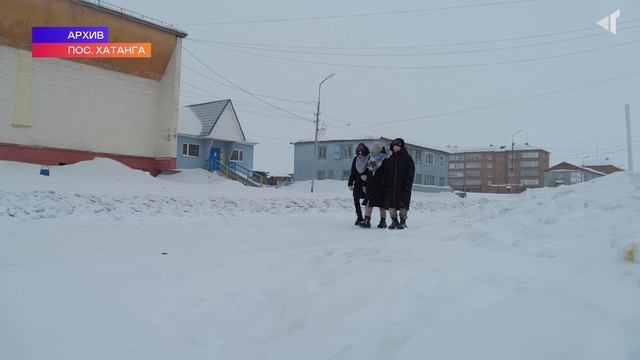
[367,152,386,173]
[355,155,369,174]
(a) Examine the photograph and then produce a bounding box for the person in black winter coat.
[359,142,388,228]
[348,143,371,225]
[383,138,415,229]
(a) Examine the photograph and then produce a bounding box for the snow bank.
[1,159,640,360]
[0,159,467,221]
[457,172,640,257]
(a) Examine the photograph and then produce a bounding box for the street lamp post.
[581,155,590,168]
[581,155,590,183]
[510,129,523,193]
[311,73,335,193]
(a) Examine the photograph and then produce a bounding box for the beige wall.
[0,42,180,158]
[207,103,245,142]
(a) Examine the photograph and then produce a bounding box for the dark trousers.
[353,196,363,220]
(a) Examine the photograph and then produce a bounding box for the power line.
[246,134,298,141]
[181,78,314,131]
[187,24,640,57]
[549,140,640,159]
[185,19,640,50]
[181,79,312,114]
[183,64,315,105]
[376,69,640,123]
[183,47,377,139]
[178,0,537,26]
[182,46,314,123]
[199,38,640,70]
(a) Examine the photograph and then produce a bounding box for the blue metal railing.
[229,161,265,185]
[208,159,264,186]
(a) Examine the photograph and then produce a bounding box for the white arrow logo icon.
[598,9,620,34]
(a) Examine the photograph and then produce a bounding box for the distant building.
[582,158,624,175]
[292,137,450,193]
[544,162,606,187]
[268,174,294,187]
[177,100,263,186]
[448,144,550,193]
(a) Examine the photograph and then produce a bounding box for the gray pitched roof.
[187,100,230,137]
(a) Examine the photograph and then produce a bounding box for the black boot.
[388,217,399,229]
[397,217,406,230]
[359,216,371,228]
[377,218,387,229]
[355,217,364,226]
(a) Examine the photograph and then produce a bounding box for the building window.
[466,170,481,177]
[426,153,435,165]
[521,169,540,177]
[487,163,493,169]
[425,175,435,185]
[521,161,539,168]
[439,155,445,167]
[450,154,464,161]
[449,163,464,169]
[521,152,539,159]
[487,170,494,177]
[450,179,464,185]
[521,179,539,186]
[182,143,200,157]
[439,177,445,186]
[327,170,334,179]
[465,179,481,185]
[465,153,482,160]
[415,150,423,164]
[449,171,464,178]
[318,146,327,159]
[466,162,482,169]
[317,170,325,180]
[415,174,423,184]
[487,154,493,160]
[230,149,244,162]
[341,144,353,159]
[342,170,350,180]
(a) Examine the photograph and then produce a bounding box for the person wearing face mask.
[383,138,415,229]
[359,142,388,228]
[348,143,371,226]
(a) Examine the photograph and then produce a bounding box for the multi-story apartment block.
[448,145,550,193]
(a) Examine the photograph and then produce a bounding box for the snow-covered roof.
[177,105,202,135]
[178,100,248,143]
[582,157,616,167]
[448,144,548,154]
[545,162,607,176]
[189,100,231,137]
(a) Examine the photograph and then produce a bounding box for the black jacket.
[364,158,387,208]
[348,157,371,199]
[383,147,415,209]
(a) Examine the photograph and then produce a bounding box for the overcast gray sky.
[121,0,638,174]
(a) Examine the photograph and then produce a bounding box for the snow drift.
[1,159,639,360]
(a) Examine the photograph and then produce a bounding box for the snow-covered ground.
[1,158,639,360]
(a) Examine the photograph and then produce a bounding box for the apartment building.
[448,144,550,193]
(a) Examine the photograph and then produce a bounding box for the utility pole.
[511,129,522,193]
[311,73,335,193]
[626,104,634,172]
